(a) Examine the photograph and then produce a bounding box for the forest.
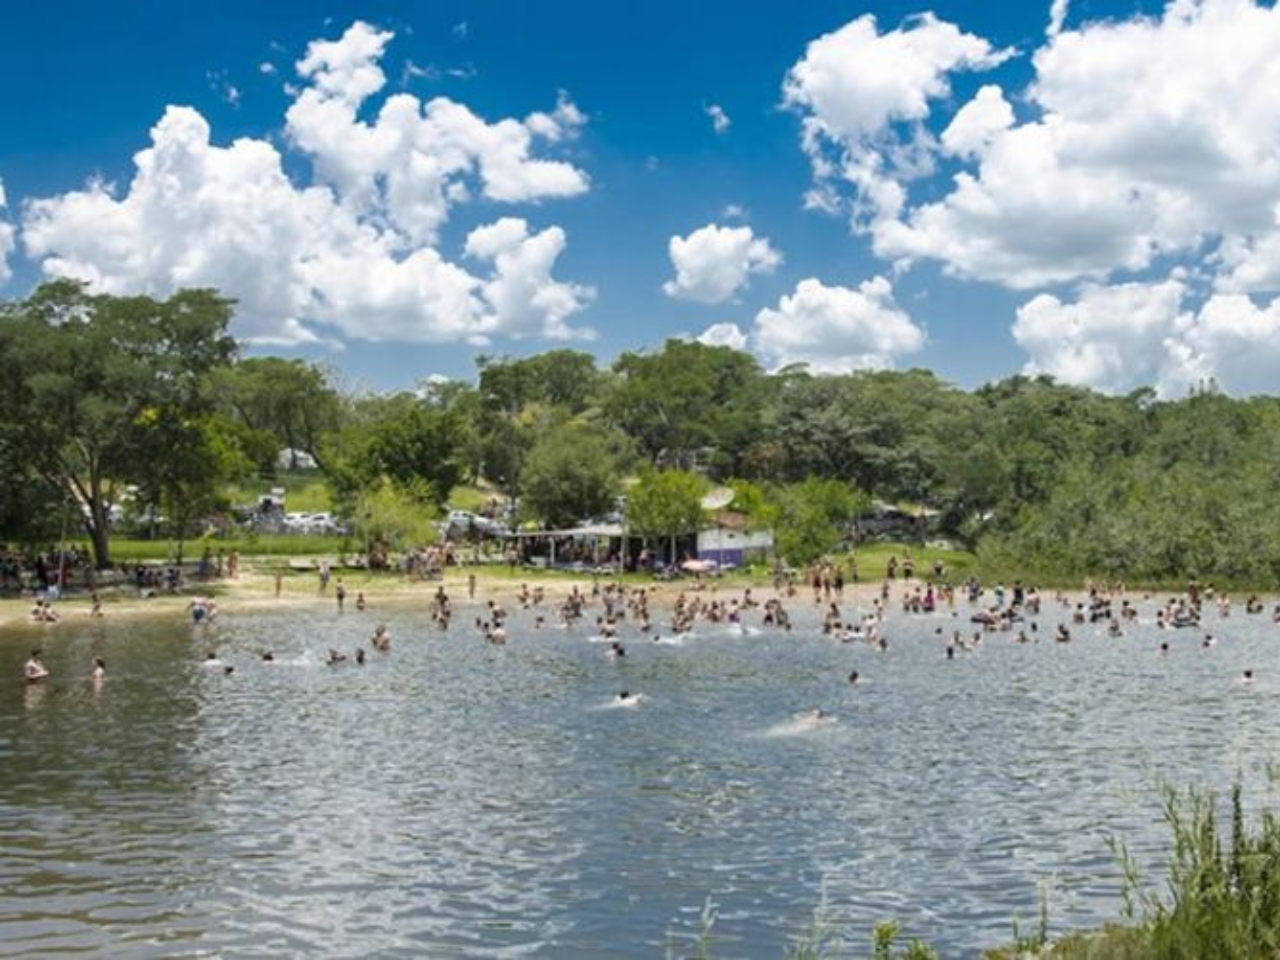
[4,280,1280,587]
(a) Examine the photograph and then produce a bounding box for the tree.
[0,281,237,568]
[351,478,440,554]
[322,394,462,516]
[607,340,765,475]
[769,478,866,567]
[626,468,708,563]
[214,357,341,472]
[520,421,628,529]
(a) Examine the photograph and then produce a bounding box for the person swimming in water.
[848,670,860,684]
[90,657,106,680]
[24,650,48,683]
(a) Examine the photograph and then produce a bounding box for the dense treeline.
[2,282,1278,585]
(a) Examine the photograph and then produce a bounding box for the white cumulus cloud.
[465,217,595,341]
[18,20,594,347]
[1013,276,1280,397]
[1162,293,1280,397]
[663,223,781,304]
[784,12,1010,225]
[696,321,748,351]
[285,21,588,246]
[793,1,1280,292]
[940,84,1013,159]
[1012,278,1190,393]
[0,179,13,285]
[752,276,924,373]
[1047,0,1070,38]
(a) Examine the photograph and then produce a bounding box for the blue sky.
[5,0,1280,395]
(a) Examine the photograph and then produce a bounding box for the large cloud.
[1013,278,1190,393]
[19,21,593,346]
[752,276,924,372]
[1163,293,1280,396]
[286,21,588,246]
[1013,276,1280,398]
[787,0,1280,392]
[663,223,781,303]
[0,180,13,286]
[790,1,1280,292]
[784,12,1010,223]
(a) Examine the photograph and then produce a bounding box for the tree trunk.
[85,474,113,570]
[86,509,112,570]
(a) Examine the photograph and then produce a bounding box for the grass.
[78,534,350,563]
[223,471,332,513]
[448,483,505,513]
[985,780,1280,959]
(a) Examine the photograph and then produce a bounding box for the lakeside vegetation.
[4,281,1280,589]
[671,781,1280,959]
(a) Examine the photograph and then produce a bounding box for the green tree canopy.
[520,421,630,529]
[0,281,238,567]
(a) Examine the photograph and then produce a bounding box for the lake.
[1,590,1277,957]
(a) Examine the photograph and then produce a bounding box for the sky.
[4,0,1280,396]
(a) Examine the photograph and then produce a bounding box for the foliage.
[0,281,238,567]
[322,393,462,512]
[769,478,868,567]
[872,921,939,960]
[608,339,766,475]
[350,478,439,552]
[519,420,629,528]
[213,356,341,472]
[7,280,1280,587]
[626,468,708,542]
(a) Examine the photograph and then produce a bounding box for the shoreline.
[0,563,1236,637]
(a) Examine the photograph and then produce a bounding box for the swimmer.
[796,708,834,727]
[1159,641,1170,654]
[203,652,221,667]
[371,625,391,651]
[24,650,48,683]
[326,649,347,665]
[356,648,366,666]
[1243,669,1256,683]
[90,657,106,680]
[616,690,644,705]
[848,670,860,685]
[223,665,235,676]
[261,651,275,662]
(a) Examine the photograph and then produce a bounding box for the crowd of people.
[12,560,1272,723]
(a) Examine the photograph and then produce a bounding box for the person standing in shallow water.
[335,578,347,613]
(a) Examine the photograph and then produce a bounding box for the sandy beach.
[0,565,913,634]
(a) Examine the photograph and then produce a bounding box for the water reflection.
[1,598,1278,956]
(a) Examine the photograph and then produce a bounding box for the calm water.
[1,591,1278,957]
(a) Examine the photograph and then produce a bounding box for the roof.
[511,523,624,539]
